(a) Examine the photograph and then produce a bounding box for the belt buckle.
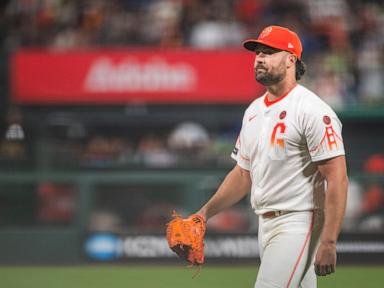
[274,211,283,217]
[262,210,284,219]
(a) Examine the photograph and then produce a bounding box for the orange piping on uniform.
[285,213,314,288]
[334,131,343,143]
[309,133,327,153]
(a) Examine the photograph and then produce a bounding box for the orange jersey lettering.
[271,122,286,148]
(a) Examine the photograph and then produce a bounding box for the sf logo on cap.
[260,27,272,39]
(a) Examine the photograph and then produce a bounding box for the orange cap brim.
[242,39,301,60]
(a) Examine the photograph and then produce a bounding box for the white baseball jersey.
[231,84,345,214]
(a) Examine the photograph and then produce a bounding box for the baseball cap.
[243,25,303,59]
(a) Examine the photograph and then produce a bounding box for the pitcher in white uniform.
[195,25,348,288]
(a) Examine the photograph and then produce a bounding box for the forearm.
[197,165,251,221]
[315,156,348,276]
[320,176,348,244]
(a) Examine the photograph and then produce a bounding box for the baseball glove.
[166,211,206,265]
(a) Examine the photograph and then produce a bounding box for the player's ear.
[286,53,297,69]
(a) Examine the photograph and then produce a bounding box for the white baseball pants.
[255,210,324,288]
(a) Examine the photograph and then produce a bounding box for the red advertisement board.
[11,49,265,104]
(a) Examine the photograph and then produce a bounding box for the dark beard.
[255,71,284,86]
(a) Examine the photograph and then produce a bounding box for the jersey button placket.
[255,107,270,209]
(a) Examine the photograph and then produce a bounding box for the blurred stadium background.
[0,0,383,287]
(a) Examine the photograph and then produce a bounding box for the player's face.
[253,46,290,86]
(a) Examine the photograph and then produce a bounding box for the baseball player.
[195,25,348,287]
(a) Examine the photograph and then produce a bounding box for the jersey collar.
[264,84,297,107]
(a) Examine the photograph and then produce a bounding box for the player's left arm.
[315,155,348,276]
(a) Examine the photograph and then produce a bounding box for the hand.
[195,210,207,222]
[314,242,337,276]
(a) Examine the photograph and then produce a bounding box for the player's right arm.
[197,106,252,221]
[196,164,251,221]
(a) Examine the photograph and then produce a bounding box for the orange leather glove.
[166,212,206,265]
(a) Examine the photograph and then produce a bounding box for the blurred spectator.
[137,202,176,231]
[235,0,265,27]
[359,152,384,230]
[136,133,176,167]
[206,131,237,165]
[364,153,384,174]
[37,182,76,224]
[355,2,384,104]
[82,135,133,167]
[189,0,247,48]
[361,184,384,216]
[307,49,355,109]
[141,0,183,47]
[168,121,210,162]
[88,210,123,232]
[304,0,352,50]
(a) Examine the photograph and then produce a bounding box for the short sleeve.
[231,118,251,170]
[304,103,345,162]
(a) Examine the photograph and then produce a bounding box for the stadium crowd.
[2,0,384,107]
